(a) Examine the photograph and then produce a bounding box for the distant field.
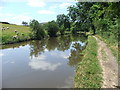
[0,24,31,44]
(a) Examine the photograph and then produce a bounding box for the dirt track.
[93,36,118,88]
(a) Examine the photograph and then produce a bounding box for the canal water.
[1,34,87,88]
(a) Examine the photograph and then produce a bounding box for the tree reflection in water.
[29,34,87,67]
[2,34,88,67]
[29,39,47,57]
[68,42,86,67]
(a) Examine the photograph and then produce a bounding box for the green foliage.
[46,21,59,37]
[22,21,28,26]
[71,27,77,34]
[56,14,70,35]
[68,2,93,33]
[67,2,119,39]
[67,2,119,64]
[70,22,77,34]
[59,25,65,35]
[29,19,46,40]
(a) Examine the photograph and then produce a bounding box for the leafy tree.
[56,14,70,35]
[29,19,46,40]
[59,25,65,35]
[22,21,28,26]
[68,3,92,33]
[46,21,59,37]
[68,5,77,22]
[67,2,119,39]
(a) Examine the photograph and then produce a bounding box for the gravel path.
[93,36,118,88]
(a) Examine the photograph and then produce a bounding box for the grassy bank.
[74,36,102,88]
[0,24,31,44]
[96,35,118,62]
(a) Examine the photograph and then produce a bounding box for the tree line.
[27,2,119,43]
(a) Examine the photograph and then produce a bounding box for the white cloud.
[0,0,77,2]
[71,41,85,47]
[0,6,3,10]
[49,5,57,9]
[10,61,15,64]
[11,15,32,24]
[49,52,70,59]
[29,60,61,71]
[57,76,74,88]
[38,10,55,14]
[0,13,32,25]
[59,3,72,9]
[31,55,46,60]
[27,0,46,7]
[0,0,28,2]
[60,53,69,59]
[0,13,15,17]
[2,0,117,2]
[29,55,61,71]
[0,53,4,56]
[44,49,48,52]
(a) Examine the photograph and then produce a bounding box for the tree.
[56,14,70,35]
[22,21,28,26]
[68,3,92,33]
[46,21,59,37]
[68,5,77,22]
[29,19,46,40]
[59,25,65,35]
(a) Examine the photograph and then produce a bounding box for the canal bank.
[75,35,118,88]
[74,36,102,88]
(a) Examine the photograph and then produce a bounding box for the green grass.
[0,24,31,44]
[74,36,102,88]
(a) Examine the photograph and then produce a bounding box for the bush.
[47,21,59,37]
[29,19,46,40]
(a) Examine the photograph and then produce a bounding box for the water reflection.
[29,40,47,57]
[68,42,86,67]
[29,55,61,71]
[2,34,87,68]
[29,34,87,67]
[57,76,74,88]
[0,52,4,56]
[2,34,87,88]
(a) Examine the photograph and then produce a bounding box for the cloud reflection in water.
[57,76,74,88]
[0,52,4,56]
[29,55,61,71]
[50,51,70,59]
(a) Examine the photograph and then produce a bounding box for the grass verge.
[74,36,102,88]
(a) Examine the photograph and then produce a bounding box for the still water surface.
[1,34,87,88]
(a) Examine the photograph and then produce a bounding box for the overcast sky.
[0,0,77,25]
